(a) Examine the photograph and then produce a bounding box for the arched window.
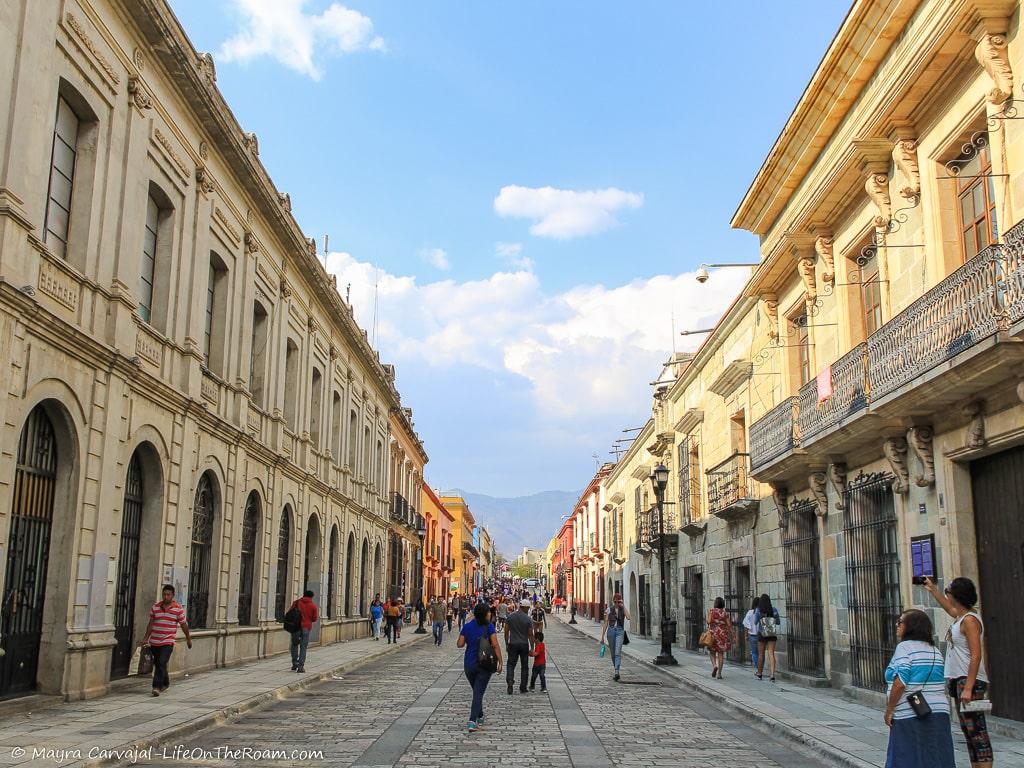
[331,392,342,460]
[327,526,339,618]
[347,411,358,468]
[375,440,383,488]
[360,539,369,614]
[310,368,323,448]
[363,426,371,480]
[112,451,144,676]
[188,473,217,628]
[250,301,269,408]
[237,492,260,626]
[274,507,292,621]
[284,340,299,431]
[345,533,355,615]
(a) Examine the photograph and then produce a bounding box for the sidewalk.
[0,631,428,767]
[553,611,1024,768]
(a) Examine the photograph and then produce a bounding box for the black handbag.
[904,655,938,718]
[623,631,630,645]
[477,629,499,672]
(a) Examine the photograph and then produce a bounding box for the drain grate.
[617,680,663,686]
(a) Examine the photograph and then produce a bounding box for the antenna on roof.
[371,267,380,349]
[323,234,330,269]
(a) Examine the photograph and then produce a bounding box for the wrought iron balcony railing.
[1005,219,1024,324]
[867,244,1002,401]
[462,540,479,558]
[390,492,408,523]
[799,342,868,446]
[707,452,759,521]
[750,396,800,473]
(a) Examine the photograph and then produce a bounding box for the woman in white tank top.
[923,577,992,767]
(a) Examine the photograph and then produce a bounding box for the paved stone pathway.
[125,620,822,768]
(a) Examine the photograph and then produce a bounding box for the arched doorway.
[0,406,58,696]
[327,525,339,618]
[345,533,355,615]
[274,506,292,621]
[111,452,144,677]
[360,538,369,615]
[237,492,260,626]
[628,571,638,626]
[303,514,322,595]
[373,542,383,602]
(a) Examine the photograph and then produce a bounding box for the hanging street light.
[650,463,678,665]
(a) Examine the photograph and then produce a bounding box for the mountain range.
[444,488,581,558]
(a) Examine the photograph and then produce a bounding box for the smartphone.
[961,700,993,713]
[911,576,927,585]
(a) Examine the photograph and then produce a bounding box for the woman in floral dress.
[707,597,734,679]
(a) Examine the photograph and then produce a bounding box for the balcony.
[677,460,705,538]
[636,506,677,551]
[707,453,759,521]
[749,396,800,479]
[799,342,869,447]
[390,492,409,524]
[462,540,479,558]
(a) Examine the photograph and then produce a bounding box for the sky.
[168,0,851,497]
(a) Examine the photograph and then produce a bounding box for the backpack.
[476,627,499,672]
[282,603,301,633]
[758,611,779,638]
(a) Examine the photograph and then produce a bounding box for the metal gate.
[683,566,704,651]
[637,575,648,635]
[971,445,1024,721]
[188,474,215,628]
[0,407,58,697]
[274,508,291,621]
[111,453,144,678]
[237,493,259,626]
[843,473,900,691]
[783,499,824,675]
[724,557,752,664]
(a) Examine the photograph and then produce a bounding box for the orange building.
[420,483,454,600]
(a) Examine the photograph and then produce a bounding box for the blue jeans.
[432,621,444,644]
[372,617,382,638]
[290,629,310,668]
[464,663,492,723]
[749,635,759,666]
[606,625,624,673]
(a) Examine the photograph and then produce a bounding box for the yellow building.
[440,495,477,596]
[387,408,427,603]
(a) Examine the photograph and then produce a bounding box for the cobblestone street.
[125,621,820,768]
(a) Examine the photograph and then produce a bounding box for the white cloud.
[419,247,451,271]
[494,185,643,239]
[324,252,749,420]
[219,0,385,80]
[495,241,533,270]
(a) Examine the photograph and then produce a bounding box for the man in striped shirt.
[143,584,192,697]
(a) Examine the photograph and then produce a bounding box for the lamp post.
[650,463,678,665]
[414,521,428,634]
[568,547,578,624]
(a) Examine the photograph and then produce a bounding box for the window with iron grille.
[843,473,901,691]
[327,528,338,617]
[782,499,824,675]
[237,492,260,626]
[723,557,752,664]
[188,473,216,628]
[275,507,292,621]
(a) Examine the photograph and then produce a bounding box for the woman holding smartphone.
[922,576,992,768]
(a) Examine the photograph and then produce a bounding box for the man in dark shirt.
[504,599,535,694]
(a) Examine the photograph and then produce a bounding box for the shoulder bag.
[904,652,938,719]
[477,627,499,673]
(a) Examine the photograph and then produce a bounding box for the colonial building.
[0,0,412,700]
[387,407,427,602]
[420,482,449,600]
[552,517,574,602]
[569,464,613,621]
[440,495,477,595]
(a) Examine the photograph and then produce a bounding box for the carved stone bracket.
[196,166,215,196]
[828,462,847,511]
[963,400,986,448]
[279,278,292,299]
[796,253,817,302]
[769,482,788,527]
[865,172,891,229]
[815,236,835,284]
[761,293,779,342]
[883,437,910,494]
[975,32,1013,105]
[244,232,259,255]
[892,139,920,201]
[242,131,259,157]
[278,192,292,212]
[197,52,217,85]
[127,76,152,111]
[306,237,318,258]
[907,425,935,487]
[809,472,828,517]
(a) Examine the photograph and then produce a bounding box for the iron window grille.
[782,499,825,676]
[188,474,215,629]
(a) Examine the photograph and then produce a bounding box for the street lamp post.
[568,547,577,624]
[414,521,428,634]
[650,463,678,665]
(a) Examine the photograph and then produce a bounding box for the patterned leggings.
[949,677,992,764]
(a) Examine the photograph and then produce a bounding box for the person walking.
[599,592,629,681]
[394,598,405,642]
[457,602,503,732]
[923,577,992,768]
[430,597,447,646]
[529,630,547,692]
[385,599,401,644]
[496,598,509,631]
[288,589,319,673]
[754,593,780,681]
[504,599,535,694]
[142,584,192,697]
[370,595,384,641]
[883,609,955,768]
[742,597,759,670]
[707,597,733,679]
[446,596,455,634]
[530,601,547,634]
[458,595,469,629]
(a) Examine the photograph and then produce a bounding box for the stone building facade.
[387,407,427,603]
[0,0,411,700]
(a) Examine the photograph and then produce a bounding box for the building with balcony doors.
[440,495,477,596]
[387,407,427,603]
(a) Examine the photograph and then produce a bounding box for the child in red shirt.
[529,631,547,692]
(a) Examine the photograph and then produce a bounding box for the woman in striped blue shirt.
[883,609,955,768]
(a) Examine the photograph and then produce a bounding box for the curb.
[556,617,877,768]
[79,634,429,768]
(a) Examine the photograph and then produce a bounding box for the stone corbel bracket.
[891,139,920,201]
[883,436,910,494]
[770,482,789,528]
[809,472,828,518]
[761,293,779,342]
[907,425,935,487]
[814,235,835,284]
[828,462,847,511]
[975,31,1013,105]
[788,234,817,303]
[962,400,986,448]
[853,139,893,229]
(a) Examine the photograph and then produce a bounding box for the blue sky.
[169,0,850,497]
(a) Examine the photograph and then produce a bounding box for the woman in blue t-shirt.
[457,603,503,732]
